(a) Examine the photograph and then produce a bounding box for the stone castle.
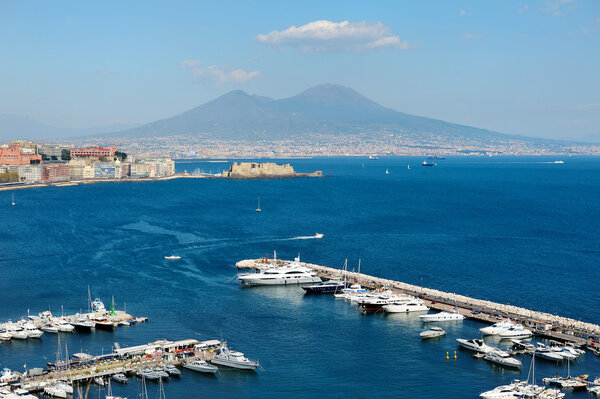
[222,162,323,179]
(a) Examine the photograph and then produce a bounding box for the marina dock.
[236,257,600,346]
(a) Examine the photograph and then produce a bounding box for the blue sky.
[0,0,598,139]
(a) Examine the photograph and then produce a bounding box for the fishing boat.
[184,359,218,374]
[255,196,261,212]
[420,327,446,339]
[211,342,260,371]
[164,255,181,260]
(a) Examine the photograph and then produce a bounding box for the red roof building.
[0,145,43,165]
[70,146,116,158]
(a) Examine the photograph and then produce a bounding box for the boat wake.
[289,235,320,240]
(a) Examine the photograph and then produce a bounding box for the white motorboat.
[535,343,565,361]
[94,376,105,386]
[456,338,496,354]
[41,324,59,334]
[511,339,535,351]
[23,323,43,338]
[498,327,533,339]
[419,310,465,322]
[383,298,429,313]
[211,342,259,370]
[313,233,324,239]
[163,364,181,376]
[184,359,218,373]
[44,385,67,398]
[54,320,74,333]
[420,327,446,339]
[54,382,72,395]
[588,386,600,395]
[484,350,522,369]
[112,373,128,383]
[91,298,106,312]
[238,264,321,286]
[165,255,181,260]
[0,330,12,341]
[480,319,518,336]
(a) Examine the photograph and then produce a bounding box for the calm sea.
[1,156,599,398]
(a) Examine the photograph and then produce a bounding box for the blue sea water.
[1,156,599,398]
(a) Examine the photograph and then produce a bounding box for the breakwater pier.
[236,257,600,346]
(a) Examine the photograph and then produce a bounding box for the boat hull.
[184,364,218,373]
[239,276,321,286]
[211,358,258,370]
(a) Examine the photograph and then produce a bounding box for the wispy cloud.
[461,32,486,40]
[256,20,412,53]
[459,10,467,16]
[180,61,260,85]
[542,0,577,16]
[517,4,529,13]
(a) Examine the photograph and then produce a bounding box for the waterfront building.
[0,144,43,165]
[131,162,152,178]
[94,162,116,179]
[17,165,43,184]
[42,164,70,182]
[38,144,68,160]
[70,146,116,158]
[119,162,131,178]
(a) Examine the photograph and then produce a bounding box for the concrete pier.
[236,257,600,346]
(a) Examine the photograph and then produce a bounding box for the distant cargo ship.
[422,161,436,167]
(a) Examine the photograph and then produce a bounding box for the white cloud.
[180,61,260,85]
[256,20,412,52]
[517,4,529,13]
[459,10,467,16]
[542,0,577,16]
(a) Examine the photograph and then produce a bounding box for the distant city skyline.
[0,0,599,140]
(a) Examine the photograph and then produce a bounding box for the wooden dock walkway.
[236,258,600,346]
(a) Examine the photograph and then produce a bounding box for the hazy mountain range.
[1,84,597,144]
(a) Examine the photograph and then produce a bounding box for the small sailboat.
[407,164,410,170]
[11,192,15,206]
[385,169,389,175]
[256,196,261,212]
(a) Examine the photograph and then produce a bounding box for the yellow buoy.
[454,351,457,360]
[446,351,449,360]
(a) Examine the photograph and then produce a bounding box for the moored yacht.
[456,338,496,354]
[419,310,465,322]
[70,318,95,332]
[302,280,347,294]
[420,327,446,339]
[238,264,321,286]
[484,350,522,369]
[383,298,429,313]
[480,319,517,336]
[184,359,218,374]
[210,342,259,371]
[498,327,534,339]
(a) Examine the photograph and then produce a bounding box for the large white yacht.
[419,310,465,322]
[184,359,218,374]
[498,327,533,339]
[210,342,259,370]
[238,264,321,286]
[456,338,496,354]
[383,298,429,313]
[480,319,518,335]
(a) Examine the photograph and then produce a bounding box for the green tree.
[61,149,71,161]
[115,151,127,161]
